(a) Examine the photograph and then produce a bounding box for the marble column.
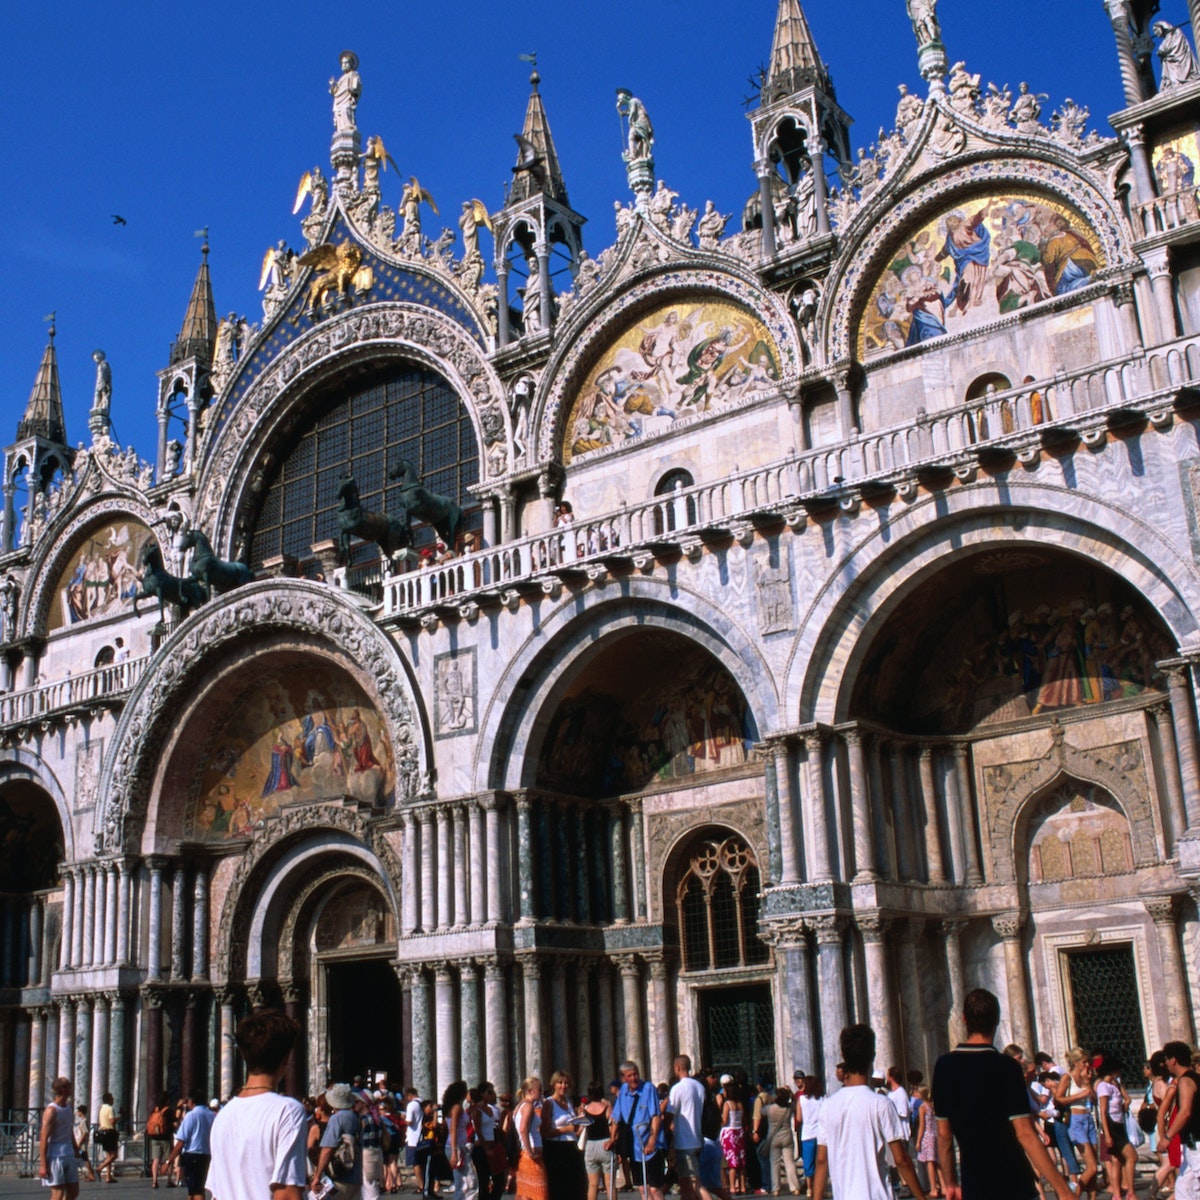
[181,992,197,1096]
[60,869,75,970]
[71,864,85,968]
[992,913,1032,1053]
[755,160,777,256]
[12,1011,30,1110]
[953,747,984,885]
[460,960,482,1084]
[483,959,510,1090]
[483,797,503,923]
[108,993,126,1113]
[554,808,572,921]
[103,864,118,966]
[93,863,108,967]
[646,954,672,1085]
[773,742,802,884]
[1165,666,1200,831]
[82,865,96,967]
[171,863,187,980]
[594,964,616,1081]
[804,734,833,882]
[888,745,917,881]
[939,750,965,885]
[418,810,436,933]
[282,982,304,1098]
[845,731,878,881]
[192,866,209,980]
[613,955,644,1070]
[610,807,629,923]
[894,922,926,1077]
[400,812,418,936]
[866,740,896,879]
[809,138,832,237]
[75,996,92,1111]
[144,989,164,1104]
[28,1007,46,1113]
[521,959,544,1079]
[116,861,131,965]
[812,916,848,1087]
[1144,247,1178,343]
[917,748,946,884]
[452,806,468,928]
[941,921,968,1048]
[28,897,42,986]
[629,804,647,920]
[57,997,76,1081]
[437,808,453,929]
[857,915,896,1072]
[548,958,571,1071]
[218,988,237,1101]
[147,859,165,979]
[434,965,457,1096]
[573,810,591,925]
[90,994,109,1113]
[1146,897,1194,1041]
[515,795,534,922]
[1153,704,1190,847]
[469,802,486,926]
[778,926,816,1077]
[409,970,432,1098]
[574,960,594,1087]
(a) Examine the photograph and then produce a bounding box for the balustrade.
[0,655,149,728]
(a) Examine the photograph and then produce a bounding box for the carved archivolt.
[93,580,426,853]
[534,266,803,463]
[194,302,510,554]
[824,155,1136,364]
[981,734,1158,884]
[213,801,403,981]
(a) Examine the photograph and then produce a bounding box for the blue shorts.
[801,1138,817,1178]
[43,1156,80,1188]
[1069,1112,1098,1147]
[405,1146,418,1167]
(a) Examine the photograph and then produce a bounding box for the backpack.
[146,1108,167,1137]
[329,1133,356,1180]
[701,1091,722,1141]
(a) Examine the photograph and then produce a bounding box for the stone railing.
[0,655,150,728]
[372,333,1200,621]
[1137,187,1200,238]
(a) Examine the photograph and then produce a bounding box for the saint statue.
[92,350,112,414]
[1154,22,1200,91]
[906,0,941,47]
[330,51,361,133]
[616,89,654,162]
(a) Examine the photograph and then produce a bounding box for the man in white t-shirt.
[811,1025,927,1200]
[666,1056,709,1200]
[402,1087,424,1193]
[207,1011,309,1200]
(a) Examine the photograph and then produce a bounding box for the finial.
[194,227,210,258]
[519,52,539,89]
[43,311,56,341]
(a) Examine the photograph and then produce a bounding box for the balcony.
[377,333,1200,622]
[1137,188,1200,242]
[0,655,150,731]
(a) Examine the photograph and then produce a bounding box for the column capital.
[643,950,671,982]
[856,911,891,943]
[146,855,171,873]
[433,962,455,984]
[104,989,125,1009]
[1124,121,1146,146]
[1164,663,1192,690]
[459,957,481,980]
[76,993,93,1014]
[918,745,934,763]
[246,980,272,1009]
[482,957,506,983]
[212,984,241,1007]
[803,729,827,754]
[519,955,542,982]
[841,727,865,749]
[810,913,844,945]
[57,995,77,1014]
[1144,894,1177,925]
[33,1004,52,1021]
[612,952,641,978]
[939,918,968,939]
[991,911,1024,941]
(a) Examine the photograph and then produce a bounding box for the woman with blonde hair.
[515,1077,547,1200]
[1053,1048,1099,1197]
[541,1071,587,1200]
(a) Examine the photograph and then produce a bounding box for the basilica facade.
[3,0,1200,1122]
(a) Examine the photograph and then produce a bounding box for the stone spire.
[509,66,569,206]
[171,238,218,365]
[18,319,66,443]
[764,0,832,103]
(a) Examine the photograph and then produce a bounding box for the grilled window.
[676,836,768,972]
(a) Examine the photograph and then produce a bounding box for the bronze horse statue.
[337,474,413,562]
[133,541,205,621]
[388,459,463,548]
[180,529,255,600]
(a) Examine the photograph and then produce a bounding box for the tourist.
[443,1080,478,1200]
[610,1060,665,1200]
[809,1024,926,1200]
[165,1090,217,1200]
[514,1076,545,1200]
[73,1105,97,1183]
[541,1071,587,1200]
[41,1077,82,1200]
[717,1076,745,1196]
[360,1088,387,1200]
[96,1092,119,1183]
[796,1075,823,1195]
[470,1082,506,1200]
[314,1084,365,1200]
[207,1010,308,1200]
[762,1086,801,1195]
[912,1086,941,1198]
[934,989,1073,1200]
[1054,1047,1100,1196]
[309,1095,332,1171]
[579,1081,612,1200]
[402,1087,424,1195]
[666,1056,706,1200]
[147,1092,174,1188]
[1095,1055,1136,1200]
[1162,1040,1199,1200]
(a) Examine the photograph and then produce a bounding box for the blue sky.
[0,0,1188,465]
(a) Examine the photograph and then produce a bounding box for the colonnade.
[0,892,49,989]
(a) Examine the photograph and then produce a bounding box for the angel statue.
[259,240,296,293]
[293,167,329,217]
[362,134,397,192]
[616,89,654,162]
[330,51,361,133]
[400,177,439,248]
[459,199,493,262]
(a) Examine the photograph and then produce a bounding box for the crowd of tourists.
[35,991,1200,1200]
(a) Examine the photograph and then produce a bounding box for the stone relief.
[434,648,477,738]
[74,739,103,813]
[754,553,794,636]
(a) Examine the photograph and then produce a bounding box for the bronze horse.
[388,459,463,548]
[180,529,255,600]
[336,474,412,562]
[133,542,205,621]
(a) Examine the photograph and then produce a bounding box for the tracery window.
[677,835,768,971]
[249,363,479,570]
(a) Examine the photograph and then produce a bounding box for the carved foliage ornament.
[93,581,423,854]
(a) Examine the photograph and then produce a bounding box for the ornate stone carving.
[810,913,844,945]
[94,580,424,853]
[1144,895,1177,925]
[856,911,891,943]
[755,555,794,636]
[991,911,1024,940]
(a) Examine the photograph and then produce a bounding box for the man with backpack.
[313,1084,365,1200]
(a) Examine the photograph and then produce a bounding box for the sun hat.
[326,1083,355,1110]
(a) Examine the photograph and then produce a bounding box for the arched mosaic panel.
[45,519,154,632]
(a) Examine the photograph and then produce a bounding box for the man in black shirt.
[932,988,1073,1200]
[1164,1040,1200,1200]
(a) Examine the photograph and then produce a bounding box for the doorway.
[1066,943,1146,1073]
[699,983,776,1082]
[325,956,404,1084]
